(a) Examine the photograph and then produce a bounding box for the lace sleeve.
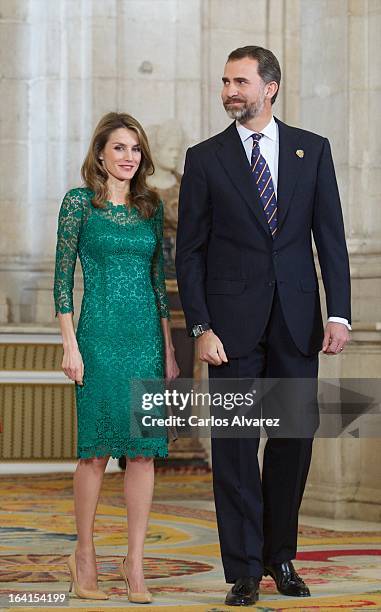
[151,200,170,319]
[53,189,83,316]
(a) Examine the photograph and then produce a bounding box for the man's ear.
[266,81,278,97]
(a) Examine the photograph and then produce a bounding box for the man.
[175,46,351,606]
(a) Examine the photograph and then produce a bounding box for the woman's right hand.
[62,346,84,385]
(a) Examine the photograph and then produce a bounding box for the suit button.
[273,251,278,257]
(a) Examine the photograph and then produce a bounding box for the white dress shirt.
[235,117,351,331]
[236,115,279,194]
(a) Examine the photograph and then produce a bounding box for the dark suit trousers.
[208,287,319,582]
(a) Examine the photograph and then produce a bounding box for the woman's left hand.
[165,346,180,382]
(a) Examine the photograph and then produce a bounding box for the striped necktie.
[250,133,278,238]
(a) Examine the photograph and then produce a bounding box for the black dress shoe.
[225,577,260,606]
[264,561,310,597]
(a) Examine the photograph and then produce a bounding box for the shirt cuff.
[328,316,352,330]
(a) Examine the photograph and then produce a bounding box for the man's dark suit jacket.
[175,117,351,358]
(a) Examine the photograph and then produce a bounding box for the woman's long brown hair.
[81,112,160,218]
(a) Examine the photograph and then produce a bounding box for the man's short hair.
[227,46,281,105]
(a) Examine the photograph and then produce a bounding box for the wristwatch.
[191,322,211,338]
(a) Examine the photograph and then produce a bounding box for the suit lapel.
[275,117,304,232]
[215,118,305,237]
[215,122,271,236]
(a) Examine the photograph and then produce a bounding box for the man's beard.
[224,93,266,122]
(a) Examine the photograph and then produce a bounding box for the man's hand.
[322,322,350,355]
[196,329,228,365]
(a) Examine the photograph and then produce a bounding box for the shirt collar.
[236,115,277,144]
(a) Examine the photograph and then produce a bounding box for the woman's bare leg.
[123,456,154,592]
[73,455,110,589]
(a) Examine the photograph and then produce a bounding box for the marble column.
[0,0,94,322]
[300,0,381,321]
[0,0,32,323]
[299,0,381,520]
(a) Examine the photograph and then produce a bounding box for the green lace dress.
[53,187,170,459]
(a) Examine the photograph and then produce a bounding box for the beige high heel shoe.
[119,557,152,604]
[66,552,109,600]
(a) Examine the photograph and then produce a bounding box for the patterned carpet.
[0,471,380,611]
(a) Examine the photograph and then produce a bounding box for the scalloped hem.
[77,443,168,460]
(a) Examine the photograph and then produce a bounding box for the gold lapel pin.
[296,149,304,158]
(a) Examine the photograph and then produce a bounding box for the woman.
[53,112,179,603]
